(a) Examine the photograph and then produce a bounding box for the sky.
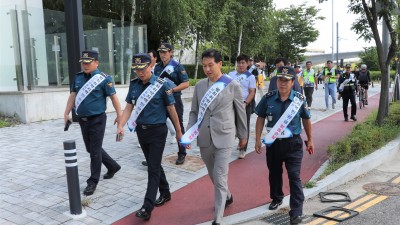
[275,0,376,53]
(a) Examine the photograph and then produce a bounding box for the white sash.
[75,73,106,114]
[180,75,233,146]
[127,77,166,132]
[338,73,355,92]
[265,127,292,138]
[262,96,303,145]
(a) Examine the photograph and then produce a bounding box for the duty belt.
[137,123,164,129]
[79,113,104,121]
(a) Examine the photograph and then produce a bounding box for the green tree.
[319,0,398,125]
[359,47,380,71]
[274,4,324,63]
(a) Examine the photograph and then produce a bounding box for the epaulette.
[264,91,274,98]
[130,77,139,82]
[295,91,305,100]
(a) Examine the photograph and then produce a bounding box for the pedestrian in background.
[154,42,189,165]
[338,64,358,121]
[64,50,122,196]
[302,61,318,109]
[322,60,340,111]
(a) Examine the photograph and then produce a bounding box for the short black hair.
[236,54,250,62]
[327,60,333,64]
[274,57,287,65]
[201,48,222,63]
[306,61,312,65]
[148,50,158,59]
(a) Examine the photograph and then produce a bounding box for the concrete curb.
[206,135,400,225]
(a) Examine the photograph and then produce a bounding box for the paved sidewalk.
[0,83,380,225]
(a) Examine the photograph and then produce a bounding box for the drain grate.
[363,182,400,196]
[261,212,290,225]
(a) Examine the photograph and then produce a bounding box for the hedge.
[369,70,396,81]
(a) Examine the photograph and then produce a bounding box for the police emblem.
[135,57,142,63]
[166,89,173,95]
[107,82,113,88]
[282,67,288,74]
[161,44,166,49]
[82,53,89,58]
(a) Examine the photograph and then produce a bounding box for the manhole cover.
[163,154,205,172]
[363,182,400,196]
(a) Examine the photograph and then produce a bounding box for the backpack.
[358,70,369,83]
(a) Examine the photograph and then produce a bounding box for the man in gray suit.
[186,49,247,225]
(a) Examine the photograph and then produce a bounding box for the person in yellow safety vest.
[256,63,266,98]
[322,60,340,111]
[295,65,303,94]
[269,57,286,77]
[302,61,318,109]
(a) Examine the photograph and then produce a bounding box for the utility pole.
[331,0,334,62]
[336,22,339,66]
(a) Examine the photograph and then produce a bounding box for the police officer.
[254,66,314,225]
[64,50,123,196]
[154,42,189,165]
[338,64,358,121]
[117,53,182,220]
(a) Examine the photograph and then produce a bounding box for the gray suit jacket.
[187,78,247,148]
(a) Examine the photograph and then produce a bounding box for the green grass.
[0,113,20,128]
[320,102,400,179]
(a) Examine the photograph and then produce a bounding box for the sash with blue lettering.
[262,96,303,146]
[75,73,107,114]
[159,60,179,88]
[180,75,233,147]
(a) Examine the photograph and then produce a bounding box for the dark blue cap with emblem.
[157,42,173,52]
[131,53,151,69]
[79,50,99,63]
[276,66,295,80]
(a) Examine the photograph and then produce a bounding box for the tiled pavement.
[0,82,381,225]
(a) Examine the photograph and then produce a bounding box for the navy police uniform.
[154,43,189,160]
[125,74,175,212]
[338,64,357,121]
[72,68,120,186]
[255,88,310,218]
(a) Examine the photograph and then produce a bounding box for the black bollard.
[63,140,82,215]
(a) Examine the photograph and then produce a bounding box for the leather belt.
[79,113,104,121]
[137,123,164,129]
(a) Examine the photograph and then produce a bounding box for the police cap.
[345,63,351,68]
[79,50,98,63]
[131,53,151,70]
[276,66,295,80]
[157,42,173,52]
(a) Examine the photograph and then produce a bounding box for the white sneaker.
[137,143,141,148]
[238,150,246,159]
[170,137,177,144]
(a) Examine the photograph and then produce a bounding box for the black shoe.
[268,200,282,210]
[141,161,148,166]
[175,155,185,165]
[212,221,220,225]
[290,215,305,224]
[155,194,171,207]
[350,115,357,121]
[135,207,151,220]
[83,184,97,196]
[103,165,121,179]
[345,117,348,121]
[365,100,368,105]
[225,195,233,208]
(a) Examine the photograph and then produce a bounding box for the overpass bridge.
[303,51,362,65]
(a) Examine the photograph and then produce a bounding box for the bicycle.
[358,84,367,109]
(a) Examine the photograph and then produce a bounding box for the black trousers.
[266,135,304,217]
[79,113,119,185]
[303,86,314,107]
[171,95,186,157]
[342,92,356,119]
[137,124,169,212]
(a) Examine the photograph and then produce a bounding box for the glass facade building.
[0,0,147,92]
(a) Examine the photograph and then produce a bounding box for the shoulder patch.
[295,92,305,100]
[107,82,113,88]
[264,91,274,98]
